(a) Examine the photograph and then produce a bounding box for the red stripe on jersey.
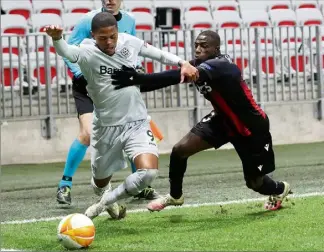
[240,80,266,118]
[211,91,252,136]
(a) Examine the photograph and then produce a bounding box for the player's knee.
[124,168,158,195]
[91,177,111,196]
[78,129,91,146]
[172,142,189,159]
[245,176,264,192]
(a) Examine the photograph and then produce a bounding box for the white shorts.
[91,119,158,179]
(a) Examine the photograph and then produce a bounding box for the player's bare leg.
[147,132,212,211]
[57,113,92,205]
[85,153,158,219]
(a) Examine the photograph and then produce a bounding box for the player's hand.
[43,25,63,41]
[111,65,140,89]
[179,60,199,83]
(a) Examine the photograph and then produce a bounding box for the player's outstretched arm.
[111,66,185,92]
[139,43,198,83]
[44,25,82,63]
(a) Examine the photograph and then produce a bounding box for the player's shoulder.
[120,9,136,22]
[118,32,140,43]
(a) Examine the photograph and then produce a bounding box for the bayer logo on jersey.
[120,47,131,58]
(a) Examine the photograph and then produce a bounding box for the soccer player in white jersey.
[45,11,198,219]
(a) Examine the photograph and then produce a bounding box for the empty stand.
[1,54,20,88]
[269,9,297,26]
[1,14,28,35]
[62,13,84,31]
[293,0,318,9]
[63,1,94,13]
[213,10,242,28]
[210,0,238,11]
[1,35,23,56]
[1,0,33,19]
[32,0,63,16]
[241,10,271,27]
[123,0,153,13]
[181,0,210,12]
[30,13,63,32]
[131,12,155,30]
[184,11,214,29]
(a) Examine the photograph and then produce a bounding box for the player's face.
[102,0,121,14]
[194,35,218,64]
[92,25,118,56]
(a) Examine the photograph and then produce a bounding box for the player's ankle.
[170,192,182,200]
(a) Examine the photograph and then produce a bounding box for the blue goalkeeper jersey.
[64,9,137,78]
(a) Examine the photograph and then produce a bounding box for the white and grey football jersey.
[53,33,183,126]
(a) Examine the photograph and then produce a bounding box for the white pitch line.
[2,191,324,225]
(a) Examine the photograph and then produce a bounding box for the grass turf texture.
[2,196,324,251]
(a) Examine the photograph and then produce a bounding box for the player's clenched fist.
[44,25,63,41]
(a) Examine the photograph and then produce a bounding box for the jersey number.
[147,130,154,142]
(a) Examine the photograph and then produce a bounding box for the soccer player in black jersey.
[111,30,292,212]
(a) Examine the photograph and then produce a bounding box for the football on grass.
[57,213,95,249]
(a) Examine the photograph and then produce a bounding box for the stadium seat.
[213,10,242,28]
[162,31,185,48]
[62,13,84,31]
[210,0,238,11]
[63,0,94,13]
[30,13,63,32]
[184,11,214,29]
[26,35,55,53]
[27,52,58,85]
[181,0,210,12]
[1,53,20,88]
[269,9,297,26]
[218,29,246,46]
[1,34,24,56]
[1,0,33,19]
[1,14,28,35]
[94,0,102,9]
[32,0,63,16]
[154,0,182,9]
[123,0,153,13]
[131,12,155,30]
[296,8,323,26]
[267,0,292,10]
[293,0,318,9]
[239,0,292,11]
[241,10,271,27]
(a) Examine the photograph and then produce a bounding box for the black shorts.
[191,110,275,178]
[72,76,93,116]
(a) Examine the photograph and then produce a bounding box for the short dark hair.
[91,12,117,32]
[198,30,221,47]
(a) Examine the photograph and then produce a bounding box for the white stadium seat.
[269,9,297,26]
[184,11,214,29]
[293,0,318,9]
[181,0,211,12]
[210,0,238,11]
[63,0,94,13]
[212,10,242,28]
[123,0,153,13]
[241,10,271,27]
[1,14,28,35]
[32,0,63,16]
[30,13,63,33]
[131,12,155,30]
[62,13,84,31]
[1,0,33,19]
